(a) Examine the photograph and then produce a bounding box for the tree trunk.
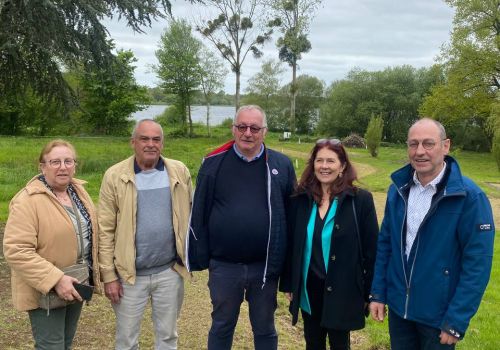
[290,61,297,133]
[235,65,241,112]
[206,102,211,137]
[187,95,193,138]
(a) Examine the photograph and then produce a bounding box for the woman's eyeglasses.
[41,159,76,168]
[316,138,341,145]
[233,124,265,134]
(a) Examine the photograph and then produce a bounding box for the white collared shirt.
[405,163,447,258]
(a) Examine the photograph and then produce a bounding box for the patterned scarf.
[38,175,94,272]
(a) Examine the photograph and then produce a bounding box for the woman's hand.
[54,275,82,302]
[285,292,293,301]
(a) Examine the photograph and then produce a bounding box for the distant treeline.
[146,87,234,106]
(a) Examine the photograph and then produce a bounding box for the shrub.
[365,115,384,157]
[220,118,233,128]
[342,133,366,148]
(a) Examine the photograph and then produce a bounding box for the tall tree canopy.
[420,0,499,151]
[266,0,322,133]
[197,0,273,109]
[155,19,202,137]
[319,66,442,143]
[243,59,286,129]
[0,0,175,106]
[75,50,150,136]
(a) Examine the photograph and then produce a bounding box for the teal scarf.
[300,198,338,314]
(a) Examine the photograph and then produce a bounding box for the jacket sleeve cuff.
[369,293,385,304]
[99,267,118,283]
[441,321,464,340]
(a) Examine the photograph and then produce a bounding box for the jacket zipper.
[395,184,411,318]
[262,162,272,288]
[397,184,465,319]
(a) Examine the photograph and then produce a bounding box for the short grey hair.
[409,118,447,140]
[234,105,267,127]
[131,119,164,139]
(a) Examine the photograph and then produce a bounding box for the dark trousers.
[302,310,350,350]
[388,309,456,350]
[301,273,350,350]
[28,302,83,350]
[207,259,278,350]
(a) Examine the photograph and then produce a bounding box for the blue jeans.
[29,302,83,350]
[388,309,456,350]
[207,259,278,350]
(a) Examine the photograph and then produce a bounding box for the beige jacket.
[3,176,102,311]
[98,156,192,284]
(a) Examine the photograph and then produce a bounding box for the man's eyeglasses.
[41,159,76,168]
[407,139,444,150]
[316,138,341,146]
[233,124,265,134]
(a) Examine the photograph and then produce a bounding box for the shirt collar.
[134,157,164,174]
[413,162,447,189]
[232,143,265,162]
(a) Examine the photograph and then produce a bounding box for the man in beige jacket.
[98,119,192,350]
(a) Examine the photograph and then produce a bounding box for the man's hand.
[104,280,123,304]
[284,292,293,302]
[369,301,386,322]
[54,275,83,302]
[440,331,459,345]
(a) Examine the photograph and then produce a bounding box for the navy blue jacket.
[186,141,296,284]
[370,156,495,338]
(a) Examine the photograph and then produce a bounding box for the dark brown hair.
[296,140,357,204]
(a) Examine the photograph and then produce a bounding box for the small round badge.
[272,169,278,175]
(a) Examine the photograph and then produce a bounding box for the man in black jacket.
[186,105,296,350]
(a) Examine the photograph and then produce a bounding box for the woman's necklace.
[54,189,71,206]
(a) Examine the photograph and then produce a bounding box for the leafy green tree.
[199,48,228,136]
[266,0,322,132]
[155,19,202,137]
[365,114,384,157]
[243,59,286,129]
[420,0,499,151]
[74,49,150,135]
[281,74,324,134]
[0,0,175,109]
[319,66,439,143]
[197,0,273,109]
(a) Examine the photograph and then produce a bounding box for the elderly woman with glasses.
[3,139,101,349]
[280,138,379,350]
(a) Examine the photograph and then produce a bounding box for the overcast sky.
[105,0,455,93]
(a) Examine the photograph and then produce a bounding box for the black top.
[208,148,269,263]
[309,206,329,281]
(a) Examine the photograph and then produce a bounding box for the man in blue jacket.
[186,105,296,350]
[369,118,495,349]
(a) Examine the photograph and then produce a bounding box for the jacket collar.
[390,155,465,195]
[24,175,87,195]
[205,140,269,161]
[120,155,182,185]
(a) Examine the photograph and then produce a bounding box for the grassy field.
[0,131,499,349]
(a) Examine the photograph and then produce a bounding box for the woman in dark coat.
[280,139,379,350]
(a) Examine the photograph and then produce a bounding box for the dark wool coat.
[280,188,379,330]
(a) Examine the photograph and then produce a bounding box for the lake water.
[132,105,236,126]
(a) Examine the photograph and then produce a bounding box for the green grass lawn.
[0,131,498,349]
